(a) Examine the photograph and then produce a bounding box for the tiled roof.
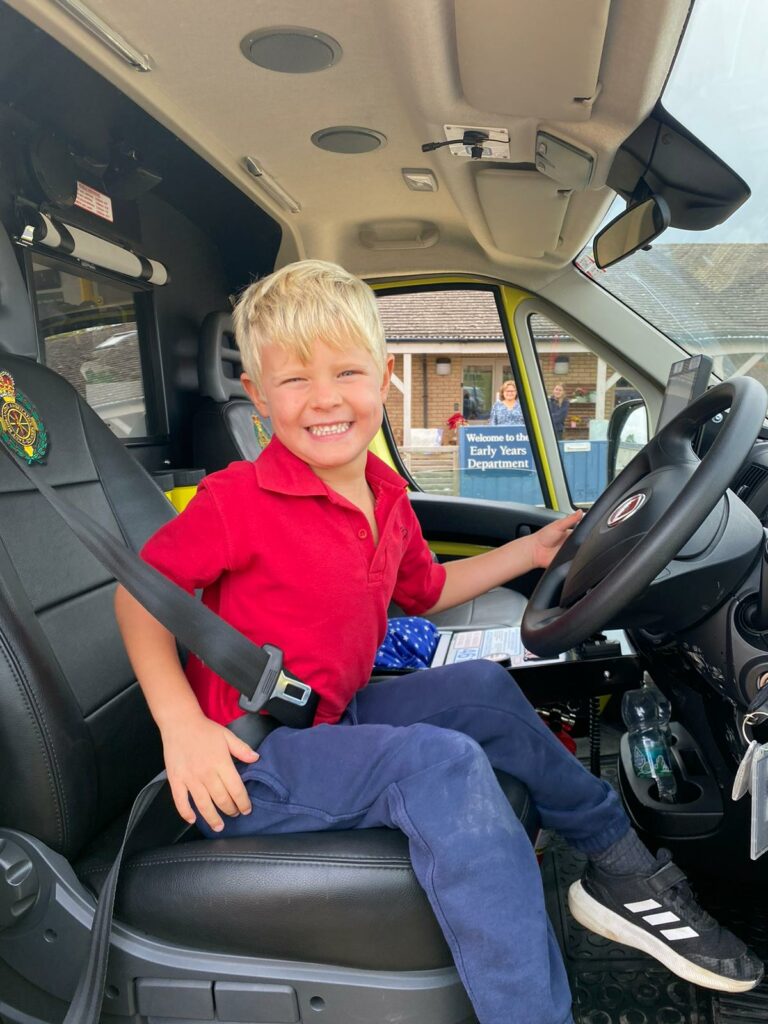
[378,289,504,339]
[376,244,768,350]
[583,244,768,347]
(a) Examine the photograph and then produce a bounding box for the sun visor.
[476,170,571,257]
[18,212,168,286]
[455,0,609,120]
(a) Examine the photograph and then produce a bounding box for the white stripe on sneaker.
[660,926,699,941]
[624,899,662,913]
[643,911,680,926]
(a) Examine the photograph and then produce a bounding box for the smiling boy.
[115,260,762,1024]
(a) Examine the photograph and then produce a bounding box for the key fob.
[732,739,758,801]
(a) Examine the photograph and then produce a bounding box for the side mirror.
[607,398,648,483]
[593,196,671,270]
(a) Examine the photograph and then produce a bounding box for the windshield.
[577,0,768,385]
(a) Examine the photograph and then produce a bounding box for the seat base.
[75,772,536,971]
[1,829,479,1024]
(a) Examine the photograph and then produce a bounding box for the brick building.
[377,289,621,447]
[378,242,768,451]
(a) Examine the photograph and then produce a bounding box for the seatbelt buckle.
[238,644,316,726]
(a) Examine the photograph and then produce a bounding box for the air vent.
[734,463,768,501]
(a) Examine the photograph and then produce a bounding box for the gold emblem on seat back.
[0,371,48,464]
[252,413,272,450]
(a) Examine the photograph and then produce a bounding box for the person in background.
[548,382,570,439]
[489,378,525,426]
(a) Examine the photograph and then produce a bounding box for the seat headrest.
[198,311,247,402]
[0,221,40,359]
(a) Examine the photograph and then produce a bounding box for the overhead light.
[535,132,593,190]
[435,357,452,375]
[402,169,438,192]
[52,0,153,71]
[243,157,301,214]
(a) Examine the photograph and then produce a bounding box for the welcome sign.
[458,426,534,472]
[457,424,608,504]
[457,425,542,504]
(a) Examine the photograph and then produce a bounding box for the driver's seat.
[0,350,538,1022]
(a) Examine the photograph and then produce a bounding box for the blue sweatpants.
[204,660,629,1024]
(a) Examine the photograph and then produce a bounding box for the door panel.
[410,492,562,598]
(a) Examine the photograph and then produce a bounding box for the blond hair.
[232,260,387,389]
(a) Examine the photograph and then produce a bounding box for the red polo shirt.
[141,437,446,726]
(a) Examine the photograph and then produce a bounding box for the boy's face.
[242,339,394,484]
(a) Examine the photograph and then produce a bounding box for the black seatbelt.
[0,446,317,726]
[0,444,318,1023]
[63,773,167,1024]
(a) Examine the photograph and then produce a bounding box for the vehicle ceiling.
[6,0,691,288]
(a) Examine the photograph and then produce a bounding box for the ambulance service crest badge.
[0,371,48,464]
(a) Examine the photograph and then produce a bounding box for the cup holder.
[647,779,702,805]
[619,724,724,837]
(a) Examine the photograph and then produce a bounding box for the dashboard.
[642,414,768,711]
[732,439,768,523]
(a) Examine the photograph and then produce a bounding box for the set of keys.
[732,693,768,860]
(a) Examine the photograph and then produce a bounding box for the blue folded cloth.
[374,616,440,670]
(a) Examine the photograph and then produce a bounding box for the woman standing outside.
[548,382,570,440]
[489,379,525,426]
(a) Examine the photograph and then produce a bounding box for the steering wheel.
[521,376,768,657]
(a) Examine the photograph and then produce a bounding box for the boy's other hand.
[161,713,259,832]
[530,509,584,570]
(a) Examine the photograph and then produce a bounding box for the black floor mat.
[542,761,768,1024]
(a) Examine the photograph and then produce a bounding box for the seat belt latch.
[239,643,313,714]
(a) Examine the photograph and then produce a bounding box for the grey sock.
[589,828,657,876]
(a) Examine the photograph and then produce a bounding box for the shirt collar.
[253,435,408,501]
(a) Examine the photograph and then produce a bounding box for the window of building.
[377,287,544,506]
[29,255,157,439]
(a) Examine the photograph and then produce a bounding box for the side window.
[29,255,155,439]
[377,288,544,506]
[528,312,644,503]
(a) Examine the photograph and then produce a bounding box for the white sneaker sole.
[567,880,760,994]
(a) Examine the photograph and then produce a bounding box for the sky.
[656,0,768,244]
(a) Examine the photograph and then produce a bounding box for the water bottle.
[622,678,677,803]
[653,684,673,744]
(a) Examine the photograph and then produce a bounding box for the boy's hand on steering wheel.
[530,509,583,570]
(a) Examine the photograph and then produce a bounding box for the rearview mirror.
[593,196,671,270]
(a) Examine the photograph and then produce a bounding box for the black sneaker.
[568,849,765,993]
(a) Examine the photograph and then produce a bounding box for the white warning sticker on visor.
[74,181,114,222]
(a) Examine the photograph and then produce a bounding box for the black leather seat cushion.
[76,771,536,971]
